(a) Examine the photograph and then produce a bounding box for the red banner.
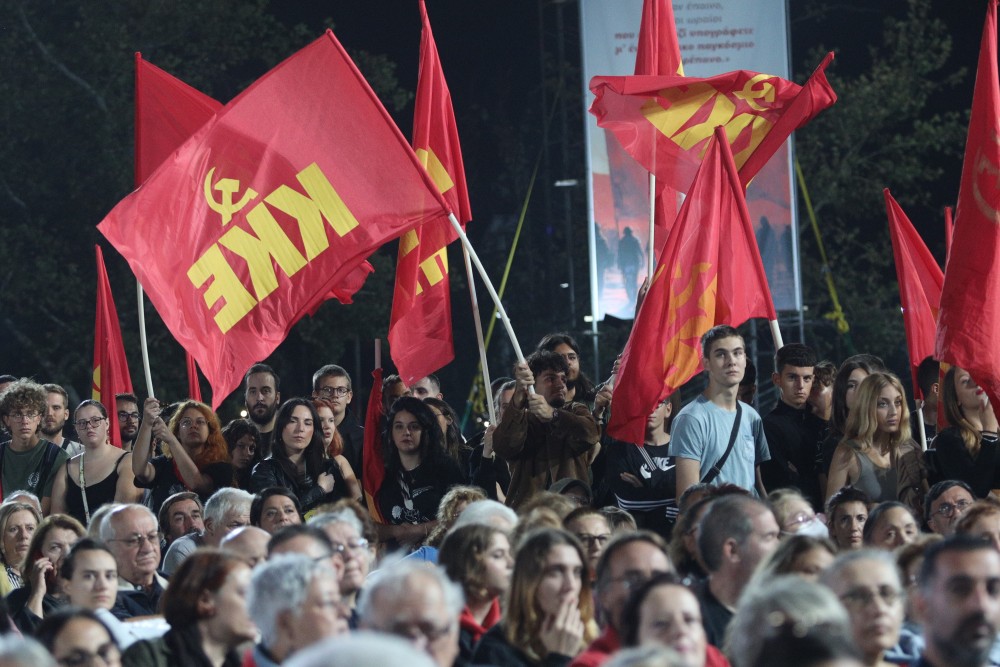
[936,0,1000,414]
[93,246,134,448]
[590,53,836,195]
[101,32,453,407]
[634,0,683,76]
[362,368,385,523]
[884,189,944,399]
[606,127,776,446]
[388,0,473,384]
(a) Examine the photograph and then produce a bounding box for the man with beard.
[493,350,600,510]
[536,333,597,404]
[41,384,82,456]
[244,364,281,457]
[115,393,141,451]
[914,535,1000,667]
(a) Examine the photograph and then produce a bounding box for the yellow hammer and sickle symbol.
[204,167,259,226]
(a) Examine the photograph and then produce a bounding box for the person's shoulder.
[738,401,763,421]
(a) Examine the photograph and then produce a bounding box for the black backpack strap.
[701,402,742,485]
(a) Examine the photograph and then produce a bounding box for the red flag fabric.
[92,246,134,448]
[590,53,837,194]
[101,32,453,408]
[388,0,473,384]
[936,0,1000,414]
[606,127,777,446]
[634,0,684,76]
[884,189,944,399]
[944,205,954,267]
[362,368,386,523]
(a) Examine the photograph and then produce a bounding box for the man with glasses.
[40,384,82,457]
[926,480,975,537]
[309,509,372,627]
[312,365,364,476]
[114,393,141,451]
[101,504,167,620]
[571,531,673,667]
[0,378,68,514]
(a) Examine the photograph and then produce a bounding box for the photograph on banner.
[582,0,798,320]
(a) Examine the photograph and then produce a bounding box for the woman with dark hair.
[6,513,85,632]
[250,487,303,535]
[862,501,919,550]
[221,419,259,489]
[132,398,235,514]
[375,397,465,548]
[251,398,348,513]
[471,527,596,667]
[51,400,142,525]
[121,549,255,667]
[424,397,473,476]
[312,398,362,502]
[36,608,122,667]
[932,366,1000,496]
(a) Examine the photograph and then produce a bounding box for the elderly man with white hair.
[309,508,373,624]
[358,557,465,667]
[101,504,167,620]
[452,499,518,533]
[247,553,349,667]
[161,487,253,574]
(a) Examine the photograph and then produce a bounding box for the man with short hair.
[247,554,349,666]
[161,487,253,574]
[268,524,345,583]
[925,480,975,537]
[156,491,205,546]
[382,374,407,412]
[312,364,364,477]
[570,532,674,667]
[103,504,167,619]
[358,558,464,667]
[537,333,597,404]
[671,325,770,499]
[40,384,82,456]
[913,535,1000,667]
[244,364,281,454]
[914,356,940,444]
[115,393,141,451]
[761,343,825,509]
[493,350,600,510]
[693,495,780,646]
[0,378,69,513]
[221,525,271,568]
[310,510,372,622]
[408,375,443,400]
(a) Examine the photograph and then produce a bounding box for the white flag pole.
[462,245,497,425]
[135,281,155,398]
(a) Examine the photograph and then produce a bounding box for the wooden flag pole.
[135,281,155,398]
[375,338,381,370]
[447,213,533,393]
[462,245,497,424]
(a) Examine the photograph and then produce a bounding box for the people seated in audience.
[924,479,975,536]
[161,487,253,574]
[251,487,303,535]
[101,504,166,620]
[0,502,41,595]
[156,491,204,547]
[825,487,870,551]
[861,501,919,550]
[219,525,271,568]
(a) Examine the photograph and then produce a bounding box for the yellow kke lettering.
[204,168,259,226]
[661,262,717,388]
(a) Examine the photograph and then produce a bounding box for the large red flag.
[606,127,777,446]
[93,246,134,448]
[884,189,944,399]
[362,368,386,523]
[388,0,472,384]
[590,53,837,195]
[100,32,453,408]
[634,0,683,76]
[936,0,1000,414]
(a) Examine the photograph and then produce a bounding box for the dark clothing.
[6,586,61,634]
[932,427,1000,497]
[122,625,241,667]
[471,623,573,667]
[250,456,348,512]
[64,452,129,525]
[601,438,676,537]
[339,416,365,480]
[135,457,233,515]
[691,578,734,648]
[111,575,167,620]
[467,440,512,501]
[761,401,826,509]
[376,457,466,525]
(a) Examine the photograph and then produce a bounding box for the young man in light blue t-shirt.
[671,325,770,498]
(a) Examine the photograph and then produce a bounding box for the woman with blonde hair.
[132,398,234,513]
[472,528,597,666]
[425,485,487,548]
[933,366,1000,496]
[825,373,925,513]
[0,502,41,595]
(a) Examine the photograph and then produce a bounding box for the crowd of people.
[0,324,997,667]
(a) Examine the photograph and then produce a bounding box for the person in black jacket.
[251,399,348,514]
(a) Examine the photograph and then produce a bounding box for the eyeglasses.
[783,511,817,531]
[317,386,351,398]
[933,499,973,518]
[331,538,370,557]
[55,642,121,667]
[7,411,39,422]
[839,585,902,609]
[73,417,107,429]
[179,418,209,429]
[109,531,161,549]
[117,411,140,421]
